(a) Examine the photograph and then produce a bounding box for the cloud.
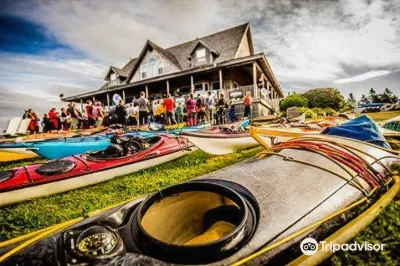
[334,70,393,84]
[0,0,399,114]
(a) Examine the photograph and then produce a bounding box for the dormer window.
[141,56,164,80]
[196,48,206,63]
[110,73,117,85]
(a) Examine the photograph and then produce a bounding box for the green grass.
[0,148,262,241]
[358,111,400,122]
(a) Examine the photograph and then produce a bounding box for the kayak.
[23,135,113,160]
[181,128,271,155]
[1,135,398,265]
[0,135,193,207]
[0,143,38,162]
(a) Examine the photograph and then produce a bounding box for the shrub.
[324,108,337,116]
[280,93,308,111]
[312,108,326,117]
[298,107,318,118]
[303,88,345,111]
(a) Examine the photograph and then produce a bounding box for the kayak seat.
[37,160,76,175]
[184,205,241,245]
[88,136,157,159]
[0,170,13,183]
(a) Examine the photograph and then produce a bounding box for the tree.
[59,93,64,99]
[302,88,345,111]
[360,94,369,104]
[280,93,308,111]
[369,88,376,95]
[347,93,356,106]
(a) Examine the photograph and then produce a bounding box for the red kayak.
[0,135,193,206]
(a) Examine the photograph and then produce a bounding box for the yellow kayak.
[0,150,38,162]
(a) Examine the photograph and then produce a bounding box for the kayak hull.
[0,135,193,206]
[0,148,192,207]
[181,132,271,155]
[0,150,37,162]
[1,135,397,265]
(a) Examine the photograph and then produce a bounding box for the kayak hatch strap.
[23,166,33,183]
[252,126,400,155]
[249,126,272,150]
[287,176,400,266]
[272,144,375,191]
[231,194,370,266]
[262,151,366,194]
[275,138,388,187]
[272,141,383,189]
[292,136,395,178]
[72,155,90,171]
[0,217,84,263]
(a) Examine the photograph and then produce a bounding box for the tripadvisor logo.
[300,237,385,255]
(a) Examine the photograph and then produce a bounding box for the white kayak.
[181,130,272,155]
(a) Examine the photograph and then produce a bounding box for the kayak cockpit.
[86,135,162,159]
[133,181,259,264]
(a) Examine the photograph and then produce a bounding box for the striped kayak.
[15,124,208,160]
[1,134,398,265]
[0,135,193,207]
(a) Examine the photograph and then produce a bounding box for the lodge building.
[63,23,284,117]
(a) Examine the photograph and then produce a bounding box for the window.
[141,57,164,80]
[211,82,220,91]
[196,48,206,63]
[110,73,117,85]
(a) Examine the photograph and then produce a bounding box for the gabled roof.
[104,66,129,80]
[120,23,249,84]
[189,40,220,57]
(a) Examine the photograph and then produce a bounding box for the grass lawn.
[0,120,399,264]
[358,110,400,122]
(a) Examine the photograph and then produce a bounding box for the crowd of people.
[22,91,253,133]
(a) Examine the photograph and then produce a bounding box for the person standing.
[176,102,184,123]
[27,109,39,134]
[205,91,215,125]
[48,108,58,131]
[186,93,197,126]
[41,113,50,133]
[115,99,127,125]
[92,101,104,127]
[216,94,227,125]
[67,103,80,130]
[137,91,150,125]
[243,91,253,120]
[229,101,238,123]
[163,94,177,125]
[86,100,96,128]
[155,100,165,124]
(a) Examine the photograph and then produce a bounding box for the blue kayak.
[19,124,210,159]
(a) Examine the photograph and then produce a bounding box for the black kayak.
[0,135,399,265]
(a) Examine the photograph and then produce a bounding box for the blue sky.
[0,0,400,129]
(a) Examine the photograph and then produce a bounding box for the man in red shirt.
[163,94,177,125]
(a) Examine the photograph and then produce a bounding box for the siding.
[236,32,251,58]
[131,49,181,83]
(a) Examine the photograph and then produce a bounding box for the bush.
[324,108,337,116]
[303,88,345,111]
[280,93,308,111]
[298,107,318,118]
[312,108,326,117]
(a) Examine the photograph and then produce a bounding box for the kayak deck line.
[287,176,400,266]
[232,176,399,266]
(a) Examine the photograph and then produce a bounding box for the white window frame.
[141,56,164,80]
[196,48,206,63]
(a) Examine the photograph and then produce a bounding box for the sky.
[0,0,399,129]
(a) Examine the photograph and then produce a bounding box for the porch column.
[190,76,194,93]
[219,69,223,91]
[80,99,83,112]
[166,80,170,95]
[253,62,257,98]
[145,85,149,98]
[107,93,110,110]
[122,90,126,102]
[92,96,96,103]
